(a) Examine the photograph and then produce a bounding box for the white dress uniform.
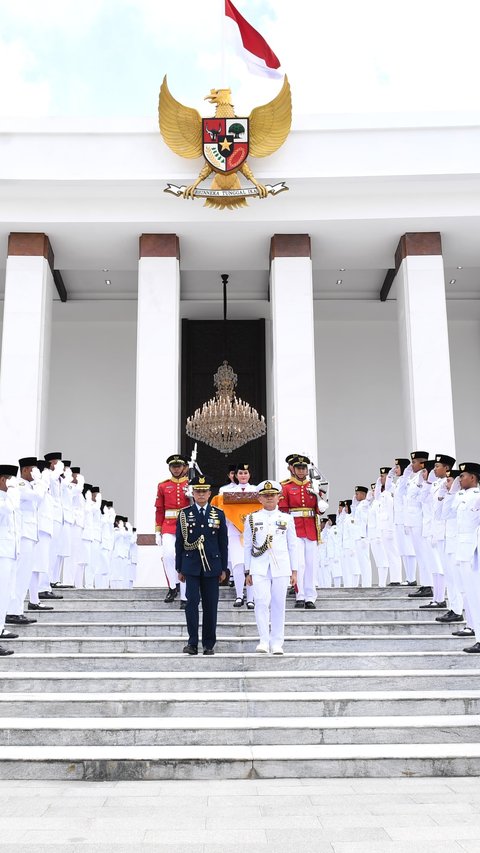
[404,464,434,588]
[441,488,467,618]
[325,521,342,586]
[244,483,297,653]
[96,505,115,589]
[317,525,331,588]
[367,489,389,586]
[451,482,480,642]
[376,479,402,584]
[341,510,360,587]
[47,462,64,585]
[391,470,417,583]
[56,470,75,584]
[64,476,85,587]
[220,480,256,605]
[110,523,130,588]
[0,481,21,636]
[30,470,55,604]
[352,496,372,587]
[418,475,446,604]
[9,470,46,616]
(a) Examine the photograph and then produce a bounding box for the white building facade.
[1,114,480,578]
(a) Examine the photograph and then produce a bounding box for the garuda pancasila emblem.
[158,75,292,209]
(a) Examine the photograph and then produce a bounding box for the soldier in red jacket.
[280,454,327,610]
[155,454,189,604]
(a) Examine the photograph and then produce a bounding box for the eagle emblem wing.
[248,75,292,158]
[158,75,203,159]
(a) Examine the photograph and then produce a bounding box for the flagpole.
[220,0,226,87]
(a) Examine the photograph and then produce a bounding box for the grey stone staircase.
[0,587,479,780]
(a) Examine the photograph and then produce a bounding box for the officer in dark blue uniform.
[175,475,228,656]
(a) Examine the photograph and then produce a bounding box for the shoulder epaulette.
[280,478,291,485]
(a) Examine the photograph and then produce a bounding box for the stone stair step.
[0,714,479,746]
[1,668,479,692]
[44,599,429,611]
[13,619,453,637]
[3,634,467,653]
[0,689,478,717]
[22,606,441,621]
[0,649,474,671]
[1,742,480,780]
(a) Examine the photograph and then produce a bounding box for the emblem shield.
[202,118,249,173]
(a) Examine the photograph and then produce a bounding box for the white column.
[396,232,456,454]
[0,233,54,460]
[270,235,318,479]
[135,234,180,585]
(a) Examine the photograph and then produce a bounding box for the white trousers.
[457,560,480,640]
[0,557,15,630]
[162,533,178,589]
[49,520,63,583]
[380,532,403,583]
[342,549,360,587]
[233,564,254,602]
[9,537,35,615]
[296,537,318,603]
[252,569,289,648]
[354,538,372,587]
[407,525,433,587]
[442,544,464,615]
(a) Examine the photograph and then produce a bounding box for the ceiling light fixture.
[102,268,109,272]
[336,279,343,285]
[339,267,346,271]
[456,266,463,270]
[449,279,456,285]
[105,279,111,285]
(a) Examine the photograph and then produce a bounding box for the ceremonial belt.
[290,508,315,518]
[165,509,181,519]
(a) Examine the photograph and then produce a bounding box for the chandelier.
[186,360,266,455]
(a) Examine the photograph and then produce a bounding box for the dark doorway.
[181,319,267,493]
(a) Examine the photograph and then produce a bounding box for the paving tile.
[387,827,480,842]
[206,814,321,829]
[332,842,465,853]
[144,828,267,844]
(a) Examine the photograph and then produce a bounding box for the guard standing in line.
[175,476,228,656]
[155,454,190,603]
[0,464,20,656]
[280,454,325,609]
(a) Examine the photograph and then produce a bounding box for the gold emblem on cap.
[460,464,466,471]
[265,481,273,490]
[436,455,441,462]
[199,477,205,485]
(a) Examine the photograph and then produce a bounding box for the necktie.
[200,507,205,517]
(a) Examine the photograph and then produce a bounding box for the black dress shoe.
[164,589,177,603]
[51,582,73,589]
[233,597,244,608]
[183,644,198,655]
[39,590,63,600]
[0,630,18,639]
[406,580,417,586]
[294,600,305,609]
[419,600,447,609]
[388,582,401,586]
[0,646,14,657]
[464,642,480,653]
[305,601,316,610]
[436,611,464,624]
[203,648,214,655]
[452,627,475,637]
[28,602,54,611]
[5,614,36,625]
[408,586,433,598]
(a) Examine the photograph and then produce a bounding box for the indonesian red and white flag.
[225,0,282,79]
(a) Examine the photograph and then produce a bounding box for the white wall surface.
[448,318,480,463]
[46,302,136,521]
[314,310,407,506]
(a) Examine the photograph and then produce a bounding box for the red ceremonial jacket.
[155,476,190,534]
[280,477,320,541]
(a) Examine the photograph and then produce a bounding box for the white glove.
[76,474,85,490]
[155,532,162,546]
[31,467,41,483]
[102,504,109,516]
[109,507,116,522]
[95,491,102,505]
[63,467,73,485]
[317,497,329,514]
[118,519,125,529]
[85,489,92,502]
[53,460,64,478]
[41,468,51,484]
[449,476,462,495]
[125,521,132,532]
